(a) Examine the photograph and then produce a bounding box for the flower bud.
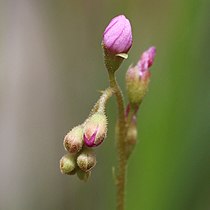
[77,169,91,182]
[126,65,150,106]
[77,148,96,172]
[67,168,77,175]
[126,47,156,107]
[60,154,76,174]
[103,15,132,54]
[102,15,132,73]
[138,47,156,75]
[125,116,137,159]
[63,125,84,154]
[83,112,107,147]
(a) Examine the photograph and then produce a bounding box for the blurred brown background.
[0,0,209,209]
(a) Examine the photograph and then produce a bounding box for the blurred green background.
[0,0,209,210]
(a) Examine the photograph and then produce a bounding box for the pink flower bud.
[103,15,132,54]
[83,112,107,147]
[138,46,156,76]
[126,47,156,106]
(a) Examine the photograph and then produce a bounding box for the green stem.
[98,87,114,112]
[109,73,127,210]
[90,87,114,115]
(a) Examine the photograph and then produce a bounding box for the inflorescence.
[60,14,156,181]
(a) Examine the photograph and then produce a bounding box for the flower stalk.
[59,14,156,210]
[109,72,127,210]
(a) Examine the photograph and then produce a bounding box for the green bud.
[125,117,137,159]
[60,154,76,174]
[126,65,150,107]
[63,125,84,154]
[77,148,96,172]
[66,168,77,175]
[77,169,91,182]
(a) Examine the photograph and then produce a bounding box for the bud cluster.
[60,111,107,181]
[60,14,157,183]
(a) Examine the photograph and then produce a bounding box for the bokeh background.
[0,0,209,210]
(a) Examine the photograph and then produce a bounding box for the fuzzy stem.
[90,87,114,115]
[109,72,127,210]
[98,87,114,112]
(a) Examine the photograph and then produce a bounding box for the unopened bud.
[126,47,156,107]
[63,125,84,154]
[67,168,77,175]
[126,65,150,106]
[77,169,91,182]
[77,148,96,172]
[102,15,132,73]
[83,112,107,147]
[138,47,156,74]
[125,116,137,159]
[60,154,76,174]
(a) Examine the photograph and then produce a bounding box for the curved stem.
[90,87,114,115]
[109,73,127,210]
[98,87,114,112]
